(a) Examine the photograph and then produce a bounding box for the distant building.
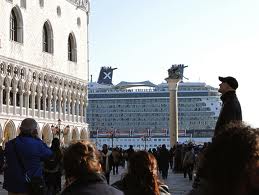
[87,67,221,149]
[0,0,90,146]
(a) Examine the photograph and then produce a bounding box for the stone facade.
[0,0,89,146]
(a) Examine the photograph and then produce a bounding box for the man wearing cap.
[3,118,52,195]
[214,76,242,136]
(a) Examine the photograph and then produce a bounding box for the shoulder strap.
[13,138,33,182]
[12,138,26,173]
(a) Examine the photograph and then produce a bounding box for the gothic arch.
[71,127,79,142]
[63,125,70,146]
[68,32,77,62]
[42,20,54,53]
[42,124,52,145]
[10,6,24,43]
[3,120,16,142]
[80,128,88,140]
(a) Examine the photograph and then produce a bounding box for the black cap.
[20,118,38,133]
[219,76,238,90]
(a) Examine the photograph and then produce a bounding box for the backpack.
[44,153,59,170]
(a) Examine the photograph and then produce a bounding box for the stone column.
[48,95,52,119]
[165,64,187,147]
[63,96,66,121]
[58,97,61,120]
[0,87,3,113]
[19,90,23,116]
[80,99,84,123]
[53,95,57,120]
[6,88,10,114]
[67,95,71,122]
[43,95,46,118]
[25,91,30,116]
[71,98,75,122]
[37,95,41,118]
[166,78,181,147]
[76,97,80,122]
[31,92,35,117]
[13,89,17,115]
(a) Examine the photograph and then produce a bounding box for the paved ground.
[0,167,192,195]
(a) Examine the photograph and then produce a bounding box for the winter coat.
[61,173,123,195]
[100,150,113,173]
[214,91,242,136]
[3,136,52,193]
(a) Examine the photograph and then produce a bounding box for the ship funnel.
[97,66,117,85]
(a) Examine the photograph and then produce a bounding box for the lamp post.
[141,135,151,151]
[108,129,116,148]
[58,119,61,141]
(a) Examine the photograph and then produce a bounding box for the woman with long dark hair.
[61,141,123,195]
[112,150,170,195]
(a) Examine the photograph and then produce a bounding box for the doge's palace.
[0,0,90,146]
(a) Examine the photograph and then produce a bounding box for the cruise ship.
[87,67,221,149]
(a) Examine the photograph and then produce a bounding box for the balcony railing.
[1,105,84,124]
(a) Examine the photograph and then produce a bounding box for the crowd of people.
[1,76,259,195]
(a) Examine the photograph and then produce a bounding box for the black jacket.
[61,173,123,195]
[112,177,170,195]
[214,91,242,136]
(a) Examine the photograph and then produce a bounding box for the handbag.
[13,138,46,195]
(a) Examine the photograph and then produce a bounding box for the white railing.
[1,105,86,124]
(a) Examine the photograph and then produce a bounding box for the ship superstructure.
[87,67,221,149]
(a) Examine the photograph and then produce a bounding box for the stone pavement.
[0,167,192,195]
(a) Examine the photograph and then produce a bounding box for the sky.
[89,0,259,127]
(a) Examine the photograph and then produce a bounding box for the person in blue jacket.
[3,118,52,194]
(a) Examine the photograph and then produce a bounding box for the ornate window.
[42,21,53,53]
[10,7,23,43]
[68,33,77,62]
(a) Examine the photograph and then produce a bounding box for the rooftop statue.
[167,64,188,80]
